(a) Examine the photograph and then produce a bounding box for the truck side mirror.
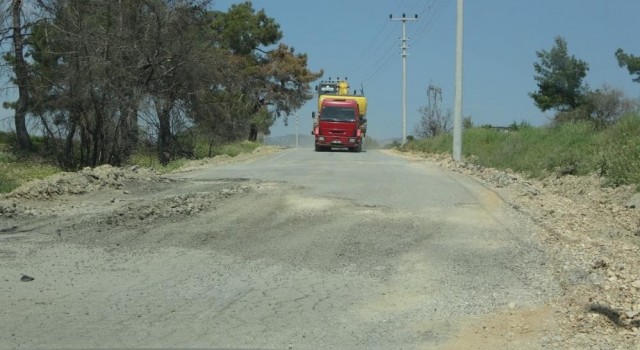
[312,111,316,119]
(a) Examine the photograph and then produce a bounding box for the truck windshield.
[320,107,356,122]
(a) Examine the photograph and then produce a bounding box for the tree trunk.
[122,106,139,159]
[248,123,258,142]
[63,121,77,170]
[90,107,104,167]
[12,0,32,151]
[156,99,173,165]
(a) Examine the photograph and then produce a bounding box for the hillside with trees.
[408,35,640,188]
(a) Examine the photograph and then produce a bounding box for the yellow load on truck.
[317,94,367,117]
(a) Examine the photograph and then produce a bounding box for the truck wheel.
[315,144,323,152]
[357,143,362,152]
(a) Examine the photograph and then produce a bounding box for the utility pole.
[453,0,464,161]
[295,114,299,148]
[427,84,442,112]
[390,13,418,146]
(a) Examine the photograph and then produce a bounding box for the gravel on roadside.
[395,151,640,348]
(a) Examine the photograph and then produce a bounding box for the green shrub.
[0,160,60,193]
[0,132,61,193]
[404,115,640,188]
[127,140,261,173]
[0,173,18,193]
[213,141,260,157]
[598,114,640,187]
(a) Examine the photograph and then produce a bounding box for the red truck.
[312,79,367,152]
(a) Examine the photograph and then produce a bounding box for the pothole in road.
[101,186,254,227]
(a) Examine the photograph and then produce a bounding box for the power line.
[357,32,400,84]
[348,27,398,83]
[330,1,448,93]
[359,2,438,86]
[360,47,397,86]
[410,0,449,43]
[342,0,435,89]
[344,22,392,76]
[343,1,409,84]
[361,1,446,87]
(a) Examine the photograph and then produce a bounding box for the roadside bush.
[211,141,260,157]
[0,173,18,193]
[0,132,61,193]
[127,139,261,173]
[404,117,640,186]
[0,159,60,193]
[598,114,640,187]
[385,140,403,149]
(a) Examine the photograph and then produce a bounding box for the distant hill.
[264,134,315,148]
[265,133,392,150]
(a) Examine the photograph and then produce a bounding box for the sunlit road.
[1,148,558,349]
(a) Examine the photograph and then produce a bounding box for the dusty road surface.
[1,148,561,349]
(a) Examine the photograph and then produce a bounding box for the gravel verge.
[392,150,640,348]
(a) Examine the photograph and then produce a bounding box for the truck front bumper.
[315,136,360,147]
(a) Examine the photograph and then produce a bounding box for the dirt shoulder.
[388,150,640,348]
[0,146,283,219]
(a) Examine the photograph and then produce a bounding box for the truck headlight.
[318,136,325,141]
[349,138,356,143]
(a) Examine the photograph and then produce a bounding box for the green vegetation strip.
[127,141,261,174]
[0,158,60,194]
[404,114,640,188]
[0,138,262,193]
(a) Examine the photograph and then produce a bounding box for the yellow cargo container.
[318,94,367,117]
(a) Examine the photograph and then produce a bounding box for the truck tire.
[315,144,323,152]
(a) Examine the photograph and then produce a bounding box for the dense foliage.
[527,36,637,127]
[529,36,590,114]
[2,0,322,168]
[615,49,640,83]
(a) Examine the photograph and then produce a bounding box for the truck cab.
[313,79,367,153]
[313,98,362,152]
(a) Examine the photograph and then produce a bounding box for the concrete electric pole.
[453,0,464,161]
[295,114,299,148]
[390,13,418,146]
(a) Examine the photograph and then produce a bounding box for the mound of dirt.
[3,146,282,201]
[5,164,160,200]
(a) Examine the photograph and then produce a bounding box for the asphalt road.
[1,148,560,349]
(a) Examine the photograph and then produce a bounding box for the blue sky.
[212,0,640,140]
[2,0,639,141]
